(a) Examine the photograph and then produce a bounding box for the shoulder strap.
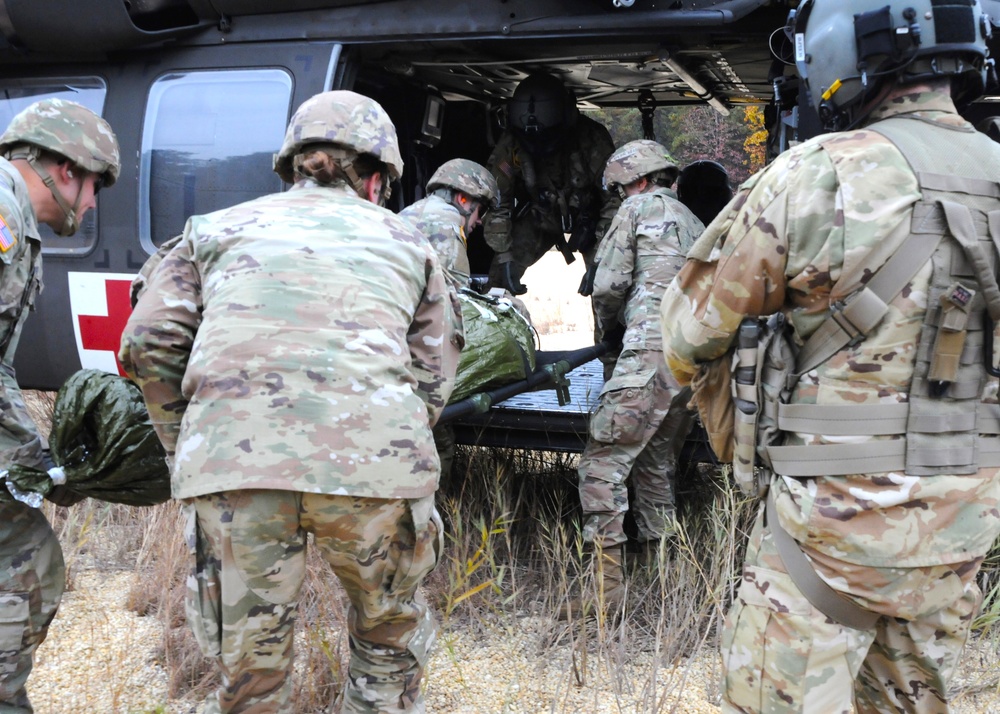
[796,231,941,375]
[796,117,1000,375]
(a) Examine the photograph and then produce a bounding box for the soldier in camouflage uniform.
[400,158,498,289]
[400,159,497,492]
[660,0,1000,710]
[484,71,619,296]
[0,99,119,713]
[562,140,703,618]
[120,90,462,714]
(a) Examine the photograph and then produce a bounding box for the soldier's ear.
[363,172,384,204]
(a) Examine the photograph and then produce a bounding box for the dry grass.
[18,253,1000,711]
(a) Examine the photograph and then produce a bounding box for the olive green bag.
[3,369,171,506]
[449,290,537,403]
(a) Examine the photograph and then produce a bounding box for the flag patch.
[0,215,15,253]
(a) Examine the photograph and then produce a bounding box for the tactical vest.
[732,115,1000,631]
[746,116,1000,483]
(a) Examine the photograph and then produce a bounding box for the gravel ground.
[17,258,1000,712]
[20,563,1000,713]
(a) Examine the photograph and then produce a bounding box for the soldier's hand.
[602,322,626,352]
[502,262,527,296]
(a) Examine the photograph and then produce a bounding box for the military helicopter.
[1,0,998,452]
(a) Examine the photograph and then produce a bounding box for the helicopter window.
[0,78,107,256]
[139,68,293,253]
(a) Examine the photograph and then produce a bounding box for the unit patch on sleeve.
[0,214,16,253]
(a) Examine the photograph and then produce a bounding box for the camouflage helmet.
[603,140,679,190]
[426,158,499,208]
[790,0,992,130]
[0,98,120,186]
[273,90,403,183]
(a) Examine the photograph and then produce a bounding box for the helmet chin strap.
[7,146,81,236]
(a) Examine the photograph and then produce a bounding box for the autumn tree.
[588,104,770,186]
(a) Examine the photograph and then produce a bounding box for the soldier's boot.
[557,546,626,620]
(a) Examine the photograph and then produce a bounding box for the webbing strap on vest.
[762,115,1000,631]
[766,492,880,630]
[795,231,943,375]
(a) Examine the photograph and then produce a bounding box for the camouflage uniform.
[0,159,58,714]
[120,92,462,714]
[398,194,466,491]
[400,193,471,288]
[660,87,1000,712]
[399,159,496,492]
[485,115,619,287]
[580,182,702,548]
[0,99,118,714]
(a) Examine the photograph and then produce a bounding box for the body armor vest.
[759,116,1000,479]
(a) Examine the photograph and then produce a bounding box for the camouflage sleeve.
[118,234,202,454]
[591,205,634,335]
[130,234,182,308]
[0,364,44,472]
[407,246,464,427]
[0,199,44,471]
[660,165,794,386]
[484,132,519,253]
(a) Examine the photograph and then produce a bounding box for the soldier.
[120,90,462,713]
[675,159,733,228]
[400,157,498,289]
[562,140,703,618]
[660,0,1000,710]
[0,98,119,712]
[400,158,497,490]
[484,71,619,296]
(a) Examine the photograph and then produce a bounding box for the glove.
[578,264,597,296]
[496,252,527,296]
[501,262,527,296]
[601,322,626,353]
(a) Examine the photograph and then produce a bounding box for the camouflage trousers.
[186,490,443,714]
[0,502,64,714]
[722,504,983,713]
[578,350,692,548]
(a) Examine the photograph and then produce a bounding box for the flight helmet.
[677,160,733,226]
[790,0,993,130]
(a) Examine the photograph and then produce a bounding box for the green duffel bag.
[449,290,537,404]
[3,369,171,507]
